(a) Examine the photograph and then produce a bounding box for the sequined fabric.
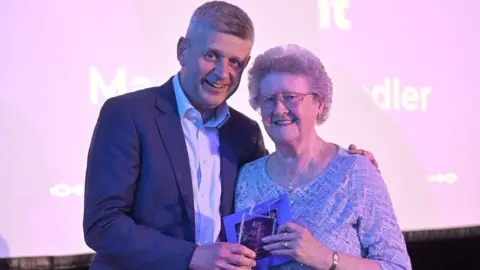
[235,147,412,270]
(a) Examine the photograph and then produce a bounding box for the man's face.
[178,28,252,111]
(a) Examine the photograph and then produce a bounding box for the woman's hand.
[262,222,331,269]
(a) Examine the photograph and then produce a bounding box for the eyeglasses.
[257,92,317,110]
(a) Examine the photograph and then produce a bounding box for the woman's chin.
[268,132,299,146]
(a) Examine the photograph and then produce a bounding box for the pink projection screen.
[1,0,478,258]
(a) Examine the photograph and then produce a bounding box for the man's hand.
[189,242,256,270]
[348,144,379,169]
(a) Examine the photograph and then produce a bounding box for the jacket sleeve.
[83,97,197,270]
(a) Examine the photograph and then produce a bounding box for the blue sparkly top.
[235,147,411,270]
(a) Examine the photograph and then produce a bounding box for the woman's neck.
[269,136,335,191]
[274,134,326,174]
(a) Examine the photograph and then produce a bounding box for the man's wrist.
[188,245,200,270]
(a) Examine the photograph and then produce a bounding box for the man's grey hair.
[248,44,333,125]
[186,1,254,41]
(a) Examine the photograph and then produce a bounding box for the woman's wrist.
[311,245,334,270]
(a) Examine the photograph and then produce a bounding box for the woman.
[235,44,411,270]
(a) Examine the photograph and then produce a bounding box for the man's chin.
[193,97,226,116]
[202,94,228,107]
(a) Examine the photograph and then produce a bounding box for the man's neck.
[177,72,217,123]
[198,107,216,123]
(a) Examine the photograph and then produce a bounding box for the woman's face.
[258,72,323,145]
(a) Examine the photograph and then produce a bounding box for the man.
[83,1,376,269]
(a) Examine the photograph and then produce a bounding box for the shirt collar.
[173,74,230,128]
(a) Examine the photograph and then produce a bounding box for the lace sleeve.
[351,155,412,270]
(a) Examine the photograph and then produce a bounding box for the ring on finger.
[282,241,289,248]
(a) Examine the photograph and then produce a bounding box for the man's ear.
[177,37,188,66]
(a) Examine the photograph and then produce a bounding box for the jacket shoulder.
[226,107,260,133]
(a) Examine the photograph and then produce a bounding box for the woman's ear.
[317,100,325,118]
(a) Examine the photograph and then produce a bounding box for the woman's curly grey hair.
[248,44,333,124]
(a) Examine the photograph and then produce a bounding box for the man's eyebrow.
[207,47,247,64]
[206,47,223,56]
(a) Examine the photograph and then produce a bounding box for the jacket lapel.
[154,78,195,233]
[219,124,239,218]
[153,78,240,241]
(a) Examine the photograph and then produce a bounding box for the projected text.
[363,77,432,111]
[317,0,352,30]
[89,66,153,104]
[428,173,458,184]
[50,183,84,198]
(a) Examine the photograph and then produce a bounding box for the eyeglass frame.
[255,92,319,110]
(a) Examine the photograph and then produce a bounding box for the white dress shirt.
[172,74,230,245]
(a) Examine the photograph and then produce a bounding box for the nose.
[273,97,288,114]
[214,59,229,80]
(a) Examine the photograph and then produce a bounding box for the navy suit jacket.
[83,77,268,270]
